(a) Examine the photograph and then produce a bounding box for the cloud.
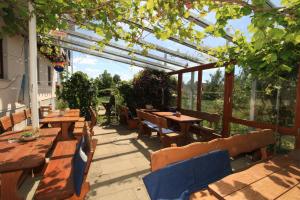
[72,54,98,65]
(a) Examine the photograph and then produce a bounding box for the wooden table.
[140,108,160,112]
[201,150,300,200]
[152,112,174,117]
[164,114,202,135]
[46,109,80,118]
[40,116,80,140]
[0,128,60,200]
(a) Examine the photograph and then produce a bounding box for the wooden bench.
[136,110,160,136]
[0,109,36,133]
[150,129,275,172]
[0,115,13,133]
[181,109,221,141]
[34,133,98,199]
[118,106,138,129]
[89,106,97,135]
[157,116,185,147]
[39,105,52,119]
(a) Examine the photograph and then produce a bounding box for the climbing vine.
[1,0,300,80]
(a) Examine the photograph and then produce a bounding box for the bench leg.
[1,170,23,200]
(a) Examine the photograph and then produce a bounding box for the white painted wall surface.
[0,34,56,116]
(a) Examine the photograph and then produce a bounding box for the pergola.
[28,0,300,147]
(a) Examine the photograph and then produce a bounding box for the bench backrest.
[74,137,88,196]
[0,115,13,132]
[181,109,220,127]
[150,129,275,171]
[157,117,168,129]
[89,106,97,127]
[39,105,52,118]
[12,111,26,125]
[140,111,158,125]
[25,109,31,119]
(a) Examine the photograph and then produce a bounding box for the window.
[181,72,198,110]
[201,68,225,114]
[0,39,3,79]
[232,66,297,128]
[37,58,40,84]
[47,66,52,86]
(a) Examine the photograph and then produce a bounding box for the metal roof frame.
[47,35,178,71]
[64,30,206,64]
[62,31,186,68]
[51,42,172,71]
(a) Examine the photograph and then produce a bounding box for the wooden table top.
[140,108,160,112]
[164,114,202,123]
[0,128,60,173]
[207,150,300,200]
[40,116,80,123]
[152,112,175,117]
[46,109,80,118]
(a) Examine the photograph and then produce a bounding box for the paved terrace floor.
[86,125,161,200]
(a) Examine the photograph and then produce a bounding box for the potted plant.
[57,100,69,116]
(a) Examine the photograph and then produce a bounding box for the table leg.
[1,170,23,200]
[179,123,192,144]
[61,122,73,140]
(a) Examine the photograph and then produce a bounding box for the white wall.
[0,34,56,116]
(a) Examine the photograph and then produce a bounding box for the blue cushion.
[143,120,158,129]
[143,150,232,200]
[73,137,88,196]
[161,128,174,134]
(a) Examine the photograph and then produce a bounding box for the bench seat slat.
[51,140,77,159]
[35,157,75,200]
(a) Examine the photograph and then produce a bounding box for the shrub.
[58,71,98,119]
[132,69,176,110]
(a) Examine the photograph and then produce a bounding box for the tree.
[94,70,114,95]
[203,69,224,100]
[113,74,121,84]
[59,71,98,119]
[132,69,176,110]
[2,1,300,81]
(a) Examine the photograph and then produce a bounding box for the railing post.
[197,69,202,111]
[221,68,234,137]
[177,73,182,110]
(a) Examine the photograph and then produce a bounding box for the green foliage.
[56,99,69,110]
[115,69,177,113]
[2,1,300,81]
[113,74,121,84]
[58,71,98,119]
[117,80,136,109]
[94,70,122,96]
[132,69,177,109]
[203,69,224,100]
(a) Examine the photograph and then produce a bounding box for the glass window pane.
[232,67,297,128]
[201,68,224,114]
[168,74,178,108]
[181,72,198,110]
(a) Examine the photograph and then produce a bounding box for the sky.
[71,0,281,82]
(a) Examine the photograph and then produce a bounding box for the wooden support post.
[197,70,202,111]
[294,63,300,149]
[177,73,182,110]
[221,69,234,138]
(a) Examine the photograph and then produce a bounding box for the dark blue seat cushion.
[161,128,174,134]
[143,120,158,129]
[143,150,232,200]
[73,137,88,196]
